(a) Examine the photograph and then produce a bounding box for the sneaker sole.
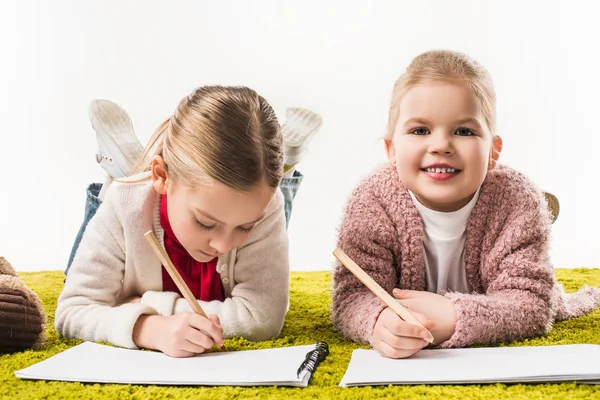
[281,107,323,148]
[88,100,144,176]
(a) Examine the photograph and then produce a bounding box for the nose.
[427,131,453,155]
[209,232,234,255]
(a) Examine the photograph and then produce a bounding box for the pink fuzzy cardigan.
[331,165,600,348]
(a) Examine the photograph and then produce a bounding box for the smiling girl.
[331,50,600,359]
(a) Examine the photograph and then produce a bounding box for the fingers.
[402,309,436,331]
[421,319,436,330]
[383,309,433,340]
[373,308,431,358]
[169,346,201,358]
[157,313,226,358]
[208,314,224,335]
[375,339,423,359]
[389,292,437,339]
[182,328,216,351]
[379,326,429,351]
[392,289,418,299]
[188,314,224,347]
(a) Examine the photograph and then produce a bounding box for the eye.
[238,226,254,233]
[410,127,429,135]
[196,220,216,230]
[455,128,475,136]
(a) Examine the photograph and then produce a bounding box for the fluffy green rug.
[2,269,600,400]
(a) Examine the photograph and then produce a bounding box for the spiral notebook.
[340,344,600,387]
[15,341,329,387]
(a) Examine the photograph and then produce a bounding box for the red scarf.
[159,195,224,302]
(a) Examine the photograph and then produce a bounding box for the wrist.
[440,300,458,343]
[132,315,164,350]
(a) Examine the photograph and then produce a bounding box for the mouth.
[420,164,462,174]
[420,167,461,173]
[420,164,462,181]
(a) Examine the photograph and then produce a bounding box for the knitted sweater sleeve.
[331,176,399,346]
[441,172,555,348]
[54,186,159,349]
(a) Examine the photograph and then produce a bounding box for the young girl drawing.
[56,86,322,358]
[332,50,600,359]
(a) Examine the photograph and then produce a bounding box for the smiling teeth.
[425,168,457,173]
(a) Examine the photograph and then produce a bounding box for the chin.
[192,255,210,262]
[417,190,463,208]
[192,251,217,262]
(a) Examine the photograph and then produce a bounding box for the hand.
[392,289,457,344]
[133,313,224,358]
[372,307,435,359]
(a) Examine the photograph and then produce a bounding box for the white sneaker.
[281,107,323,168]
[89,99,144,179]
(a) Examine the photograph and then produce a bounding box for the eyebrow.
[195,209,264,226]
[455,117,482,127]
[403,117,431,126]
[403,117,482,127]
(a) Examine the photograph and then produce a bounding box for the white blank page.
[340,344,600,386]
[16,342,318,387]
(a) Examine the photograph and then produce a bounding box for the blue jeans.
[65,171,303,275]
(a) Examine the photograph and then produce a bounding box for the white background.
[1,0,599,272]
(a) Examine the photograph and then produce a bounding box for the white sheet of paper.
[340,344,600,386]
[15,342,319,387]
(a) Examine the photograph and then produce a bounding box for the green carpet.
[2,270,600,400]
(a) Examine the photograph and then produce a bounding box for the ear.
[488,135,503,170]
[384,138,397,168]
[151,155,169,195]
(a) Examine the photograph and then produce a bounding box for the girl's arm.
[55,191,160,349]
[140,192,290,341]
[331,184,399,346]
[441,189,555,348]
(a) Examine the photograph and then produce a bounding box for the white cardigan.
[55,173,290,349]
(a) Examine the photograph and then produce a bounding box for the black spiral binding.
[296,342,329,381]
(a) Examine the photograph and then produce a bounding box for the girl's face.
[152,158,276,262]
[385,81,500,212]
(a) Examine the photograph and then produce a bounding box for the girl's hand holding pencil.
[333,247,448,359]
[392,288,457,346]
[372,307,435,359]
[133,313,223,358]
[129,231,225,358]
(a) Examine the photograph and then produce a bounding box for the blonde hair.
[386,50,496,138]
[131,86,283,191]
